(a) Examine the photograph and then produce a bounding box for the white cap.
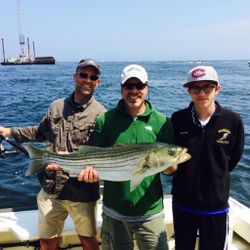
[183,65,219,87]
[121,64,148,85]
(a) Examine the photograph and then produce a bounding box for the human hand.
[162,165,177,175]
[78,166,99,183]
[0,126,12,138]
[45,163,62,171]
[45,151,69,171]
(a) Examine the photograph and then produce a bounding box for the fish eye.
[167,149,176,156]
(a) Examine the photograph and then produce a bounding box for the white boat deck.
[0,196,249,249]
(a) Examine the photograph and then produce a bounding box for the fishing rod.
[0,134,28,158]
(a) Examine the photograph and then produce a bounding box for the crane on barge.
[17,0,26,59]
[1,0,55,65]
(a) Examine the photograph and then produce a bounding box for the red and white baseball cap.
[183,65,219,87]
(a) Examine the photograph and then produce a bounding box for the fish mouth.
[162,148,191,175]
[176,148,191,164]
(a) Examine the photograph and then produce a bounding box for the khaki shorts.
[37,189,97,238]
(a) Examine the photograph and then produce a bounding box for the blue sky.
[1,0,250,62]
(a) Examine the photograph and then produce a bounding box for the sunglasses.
[122,82,148,90]
[188,84,216,94]
[77,72,99,81]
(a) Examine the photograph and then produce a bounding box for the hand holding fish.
[45,163,62,171]
[78,166,99,183]
[45,151,68,171]
[162,165,177,175]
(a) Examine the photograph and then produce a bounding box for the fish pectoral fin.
[132,163,151,176]
[130,176,145,192]
[132,168,145,175]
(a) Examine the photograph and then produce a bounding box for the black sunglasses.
[188,84,216,94]
[77,72,99,81]
[122,82,148,90]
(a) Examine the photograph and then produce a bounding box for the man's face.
[121,77,148,114]
[74,67,100,97]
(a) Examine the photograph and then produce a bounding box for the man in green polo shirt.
[78,64,174,250]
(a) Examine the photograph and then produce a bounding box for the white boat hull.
[0,195,249,249]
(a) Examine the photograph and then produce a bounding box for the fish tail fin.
[25,159,44,176]
[23,145,46,176]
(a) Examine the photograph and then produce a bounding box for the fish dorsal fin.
[113,143,152,150]
[71,145,100,154]
[73,143,145,154]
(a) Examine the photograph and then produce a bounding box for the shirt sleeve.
[229,116,245,171]
[92,113,108,147]
[157,116,175,144]
[11,108,51,143]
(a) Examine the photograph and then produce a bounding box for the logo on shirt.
[180,131,188,135]
[145,126,153,131]
[217,129,231,144]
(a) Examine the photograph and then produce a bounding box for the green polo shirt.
[93,99,174,216]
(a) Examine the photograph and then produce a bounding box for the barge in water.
[1,38,55,66]
[1,56,55,65]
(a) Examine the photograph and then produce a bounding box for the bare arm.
[0,126,12,138]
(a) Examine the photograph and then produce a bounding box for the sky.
[1,0,250,62]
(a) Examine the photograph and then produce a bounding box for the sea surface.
[0,60,249,210]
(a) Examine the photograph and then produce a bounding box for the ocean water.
[0,60,249,210]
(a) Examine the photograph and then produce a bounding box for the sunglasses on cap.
[188,84,216,94]
[122,82,148,90]
[77,72,99,81]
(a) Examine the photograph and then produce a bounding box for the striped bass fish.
[24,142,191,191]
